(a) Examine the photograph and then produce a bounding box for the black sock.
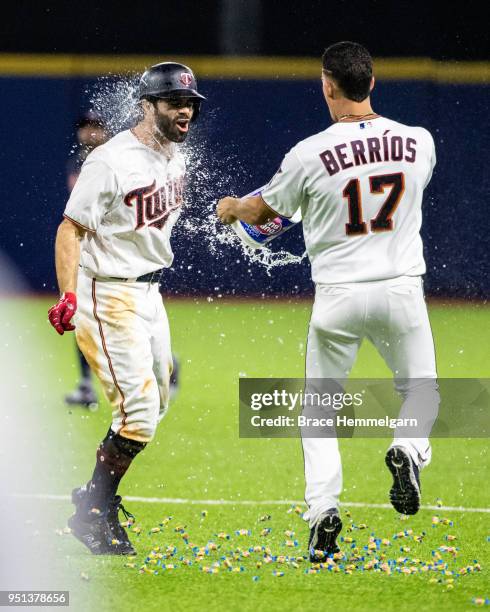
[82,428,146,518]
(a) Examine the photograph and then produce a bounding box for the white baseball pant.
[74,270,173,442]
[302,275,438,526]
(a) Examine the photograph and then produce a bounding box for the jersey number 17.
[342,172,405,236]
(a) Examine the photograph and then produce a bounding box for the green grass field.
[1,297,489,611]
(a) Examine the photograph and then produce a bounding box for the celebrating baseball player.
[217,42,439,561]
[48,62,205,555]
[64,111,181,410]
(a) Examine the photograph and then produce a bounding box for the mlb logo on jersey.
[180,73,193,87]
[360,121,373,129]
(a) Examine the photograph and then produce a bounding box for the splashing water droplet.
[88,74,141,136]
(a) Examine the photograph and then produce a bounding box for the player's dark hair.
[76,110,105,130]
[322,42,373,102]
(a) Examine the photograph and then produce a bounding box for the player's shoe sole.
[385,446,421,515]
[308,509,342,563]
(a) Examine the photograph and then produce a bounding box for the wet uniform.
[65,129,184,441]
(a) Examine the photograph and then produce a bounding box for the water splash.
[88,74,140,136]
[85,75,306,273]
[179,208,306,275]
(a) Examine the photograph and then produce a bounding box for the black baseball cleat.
[67,512,126,555]
[69,487,136,555]
[308,508,342,562]
[64,383,98,411]
[385,446,421,515]
[107,496,137,555]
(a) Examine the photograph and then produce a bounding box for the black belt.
[107,269,164,283]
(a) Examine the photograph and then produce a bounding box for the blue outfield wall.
[0,76,488,298]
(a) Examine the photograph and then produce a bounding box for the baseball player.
[217,42,439,561]
[48,62,205,555]
[64,112,181,409]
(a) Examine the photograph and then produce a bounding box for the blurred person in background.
[64,112,108,408]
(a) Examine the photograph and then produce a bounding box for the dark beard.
[155,111,187,143]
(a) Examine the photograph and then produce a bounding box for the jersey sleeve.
[423,130,436,189]
[260,148,307,218]
[63,153,117,231]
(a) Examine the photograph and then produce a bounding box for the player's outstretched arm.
[48,219,85,335]
[217,195,275,225]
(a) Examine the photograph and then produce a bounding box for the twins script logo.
[180,72,193,87]
[124,178,184,230]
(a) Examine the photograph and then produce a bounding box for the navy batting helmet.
[138,62,206,121]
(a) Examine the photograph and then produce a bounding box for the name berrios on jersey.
[261,117,436,284]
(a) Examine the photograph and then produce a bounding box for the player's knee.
[397,378,440,402]
[139,415,160,442]
[114,414,159,444]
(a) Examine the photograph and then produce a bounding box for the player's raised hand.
[217,197,238,225]
[48,292,77,335]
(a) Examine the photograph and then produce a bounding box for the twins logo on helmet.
[180,73,193,87]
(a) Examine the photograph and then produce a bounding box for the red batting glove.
[48,292,77,335]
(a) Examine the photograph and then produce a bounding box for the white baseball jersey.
[261,116,435,284]
[64,129,185,279]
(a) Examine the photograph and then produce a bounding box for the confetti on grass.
[472,597,490,606]
[119,505,481,592]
